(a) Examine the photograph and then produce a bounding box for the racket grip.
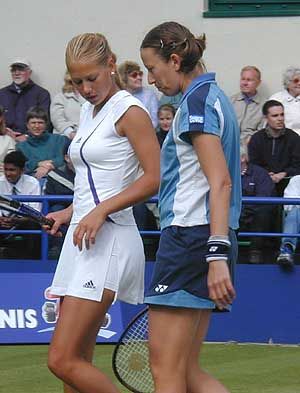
[42,217,55,228]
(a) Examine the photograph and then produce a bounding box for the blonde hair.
[118,61,141,85]
[65,33,123,89]
[62,71,74,93]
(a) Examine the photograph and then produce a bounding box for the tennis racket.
[112,307,154,393]
[0,194,54,227]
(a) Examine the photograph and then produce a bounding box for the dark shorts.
[144,225,237,310]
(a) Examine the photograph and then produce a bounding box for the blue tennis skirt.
[144,225,237,311]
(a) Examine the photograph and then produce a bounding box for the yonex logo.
[209,246,218,252]
[189,115,204,124]
[155,284,168,293]
[83,280,96,289]
[75,137,82,143]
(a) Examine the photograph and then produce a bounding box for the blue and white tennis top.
[159,73,241,230]
[69,90,147,225]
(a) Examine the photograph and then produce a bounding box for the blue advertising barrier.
[0,264,299,345]
[1,195,300,344]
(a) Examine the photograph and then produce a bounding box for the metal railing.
[1,195,300,262]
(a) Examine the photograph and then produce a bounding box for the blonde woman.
[47,33,160,393]
[50,71,86,139]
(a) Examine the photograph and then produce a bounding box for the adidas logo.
[154,284,168,293]
[83,280,96,289]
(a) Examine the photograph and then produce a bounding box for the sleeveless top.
[69,90,147,225]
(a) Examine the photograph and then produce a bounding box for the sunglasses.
[128,71,143,79]
[291,78,300,84]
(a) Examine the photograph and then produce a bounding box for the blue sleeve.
[178,84,220,144]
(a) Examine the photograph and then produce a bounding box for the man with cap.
[0,58,51,141]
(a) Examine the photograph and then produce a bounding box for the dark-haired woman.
[141,22,241,393]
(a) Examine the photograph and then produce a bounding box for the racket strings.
[115,312,154,393]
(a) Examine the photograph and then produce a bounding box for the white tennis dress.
[50,90,147,304]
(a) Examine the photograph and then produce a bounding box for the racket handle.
[42,217,55,228]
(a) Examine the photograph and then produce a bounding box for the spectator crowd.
[1,57,300,268]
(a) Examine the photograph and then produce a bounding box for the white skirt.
[50,221,145,304]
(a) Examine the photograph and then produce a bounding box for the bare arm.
[191,132,235,309]
[73,106,160,250]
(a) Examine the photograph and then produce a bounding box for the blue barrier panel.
[1,195,300,344]
[0,264,299,344]
[0,273,124,344]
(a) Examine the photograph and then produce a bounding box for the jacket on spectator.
[248,128,300,177]
[16,132,67,174]
[242,163,275,198]
[46,166,74,209]
[50,91,85,136]
[0,80,51,134]
[230,91,265,141]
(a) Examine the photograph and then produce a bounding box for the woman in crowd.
[0,105,15,175]
[140,21,241,393]
[270,66,300,135]
[156,103,176,147]
[50,71,85,139]
[16,107,67,179]
[46,33,160,393]
[118,60,159,127]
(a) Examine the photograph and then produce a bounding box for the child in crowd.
[156,104,176,147]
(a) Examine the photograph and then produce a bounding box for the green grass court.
[1,343,299,393]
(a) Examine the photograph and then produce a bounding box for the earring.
[111,71,115,75]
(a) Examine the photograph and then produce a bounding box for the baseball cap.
[10,58,31,69]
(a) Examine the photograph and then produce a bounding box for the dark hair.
[141,21,206,74]
[4,151,27,169]
[158,104,176,117]
[262,100,284,116]
[26,107,49,124]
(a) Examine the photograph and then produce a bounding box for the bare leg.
[48,289,120,393]
[186,309,231,393]
[148,305,201,393]
[63,333,95,393]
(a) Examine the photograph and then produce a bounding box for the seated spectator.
[0,58,51,141]
[276,175,300,269]
[0,151,41,259]
[50,71,85,139]
[118,61,159,127]
[159,92,182,111]
[45,142,74,259]
[270,66,300,135]
[16,107,67,179]
[239,144,275,264]
[156,104,175,147]
[248,100,300,196]
[0,105,15,175]
[231,66,265,142]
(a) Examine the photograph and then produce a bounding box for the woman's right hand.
[45,206,73,237]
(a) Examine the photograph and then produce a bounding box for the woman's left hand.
[207,260,236,310]
[73,207,107,251]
